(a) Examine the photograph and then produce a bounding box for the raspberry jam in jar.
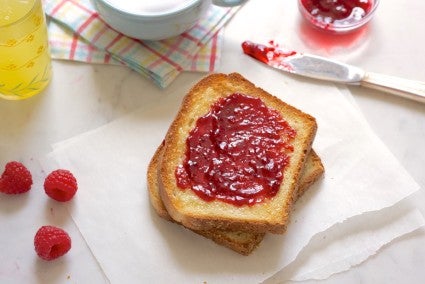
[175,93,296,206]
[298,0,379,33]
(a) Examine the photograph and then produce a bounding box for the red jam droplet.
[301,0,373,25]
[175,93,296,206]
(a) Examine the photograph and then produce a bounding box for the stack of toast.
[147,73,324,255]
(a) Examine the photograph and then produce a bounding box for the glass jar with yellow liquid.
[0,0,52,100]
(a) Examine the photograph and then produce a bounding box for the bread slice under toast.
[159,73,318,234]
[148,143,324,255]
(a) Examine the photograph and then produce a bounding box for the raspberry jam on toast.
[175,93,296,206]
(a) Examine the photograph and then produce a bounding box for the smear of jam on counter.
[242,40,297,71]
[175,93,296,206]
[300,0,373,24]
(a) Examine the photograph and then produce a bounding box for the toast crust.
[148,143,324,255]
[159,72,317,234]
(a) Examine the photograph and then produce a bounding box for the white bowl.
[93,0,245,41]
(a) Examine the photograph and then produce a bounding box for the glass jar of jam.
[298,0,380,33]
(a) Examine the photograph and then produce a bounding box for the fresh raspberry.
[44,169,78,202]
[0,161,33,194]
[34,225,71,261]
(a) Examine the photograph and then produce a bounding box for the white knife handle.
[360,72,425,103]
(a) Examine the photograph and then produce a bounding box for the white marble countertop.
[1,0,424,283]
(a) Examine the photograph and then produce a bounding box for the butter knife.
[242,41,425,104]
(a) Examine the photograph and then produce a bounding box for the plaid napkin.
[43,0,240,87]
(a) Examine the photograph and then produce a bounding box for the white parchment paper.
[264,202,424,282]
[40,77,423,283]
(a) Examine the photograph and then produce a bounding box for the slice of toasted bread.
[159,73,317,234]
[148,143,324,255]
